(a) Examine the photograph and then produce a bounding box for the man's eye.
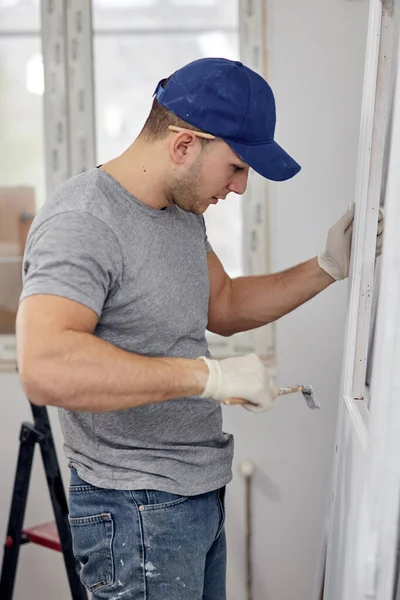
[232,165,243,173]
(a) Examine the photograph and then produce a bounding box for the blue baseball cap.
[153,57,301,182]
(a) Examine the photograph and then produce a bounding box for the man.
[17,58,382,599]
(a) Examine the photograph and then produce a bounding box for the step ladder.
[0,403,87,599]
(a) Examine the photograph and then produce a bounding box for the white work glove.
[317,205,355,280]
[198,354,279,413]
[318,206,384,281]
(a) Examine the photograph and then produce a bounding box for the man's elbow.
[207,319,234,337]
[18,357,56,407]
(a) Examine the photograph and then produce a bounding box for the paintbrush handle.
[224,385,309,405]
[278,386,304,396]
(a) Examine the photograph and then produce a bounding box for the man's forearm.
[19,331,209,413]
[221,257,334,336]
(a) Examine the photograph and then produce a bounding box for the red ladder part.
[6,522,61,552]
[23,522,61,552]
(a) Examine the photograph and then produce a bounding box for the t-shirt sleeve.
[200,216,213,254]
[20,211,123,317]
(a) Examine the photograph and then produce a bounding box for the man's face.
[166,140,250,215]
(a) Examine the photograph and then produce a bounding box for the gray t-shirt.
[21,168,234,495]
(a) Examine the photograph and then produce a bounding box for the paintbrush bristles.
[278,385,321,410]
[301,386,321,410]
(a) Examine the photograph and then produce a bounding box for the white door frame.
[324,1,400,598]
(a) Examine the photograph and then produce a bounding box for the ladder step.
[21,522,61,552]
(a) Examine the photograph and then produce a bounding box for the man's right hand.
[198,354,278,412]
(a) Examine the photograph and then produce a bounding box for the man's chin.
[172,196,209,215]
[194,203,210,215]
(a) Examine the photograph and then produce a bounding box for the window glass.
[0,0,40,32]
[0,37,44,337]
[93,0,238,31]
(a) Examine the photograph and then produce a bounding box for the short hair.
[140,77,211,145]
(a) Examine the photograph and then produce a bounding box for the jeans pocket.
[131,490,190,511]
[69,512,115,593]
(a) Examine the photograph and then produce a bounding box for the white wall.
[0,1,369,599]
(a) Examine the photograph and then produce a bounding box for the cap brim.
[226,139,301,182]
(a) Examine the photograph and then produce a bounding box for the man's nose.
[228,171,249,195]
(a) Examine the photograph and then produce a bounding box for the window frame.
[0,0,274,368]
[345,0,395,407]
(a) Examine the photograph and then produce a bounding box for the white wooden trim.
[41,0,96,196]
[325,3,384,573]
[351,0,396,399]
[343,395,369,452]
[66,0,96,177]
[208,0,274,361]
[240,0,274,360]
[41,0,70,195]
[357,11,400,597]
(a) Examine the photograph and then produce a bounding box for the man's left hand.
[317,205,384,281]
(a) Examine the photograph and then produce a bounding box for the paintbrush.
[278,385,321,409]
[224,384,321,409]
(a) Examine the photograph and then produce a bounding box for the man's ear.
[169,131,199,165]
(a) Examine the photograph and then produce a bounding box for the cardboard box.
[0,187,35,334]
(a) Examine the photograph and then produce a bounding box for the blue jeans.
[68,468,226,599]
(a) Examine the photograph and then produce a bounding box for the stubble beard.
[165,158,206,215]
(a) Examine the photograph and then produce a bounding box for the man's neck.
[99,142,170,210]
